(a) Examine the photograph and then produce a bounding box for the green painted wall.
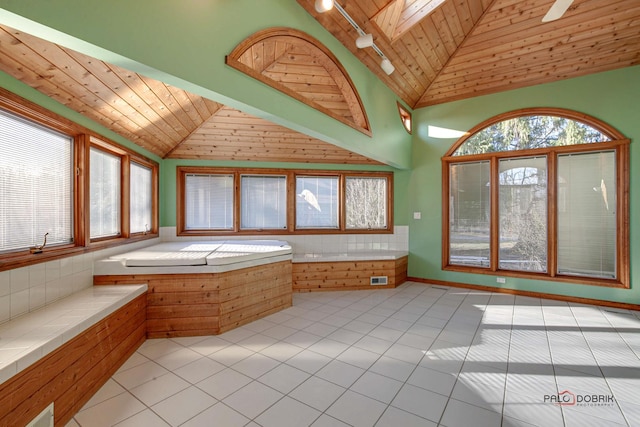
[408,65,639,304]
[0,0,412,169]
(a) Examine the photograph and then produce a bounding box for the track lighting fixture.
[315,0,334,13]
[380,58,395,75]
[320,2,394,75]
[355,33,373,49]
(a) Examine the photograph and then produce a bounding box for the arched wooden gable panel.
[226,27,371,136]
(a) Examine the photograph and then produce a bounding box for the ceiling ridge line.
[414,0,502,109]
[162,103,225,159]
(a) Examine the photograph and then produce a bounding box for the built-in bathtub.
[95,240,292,272]
[93,240,293,337]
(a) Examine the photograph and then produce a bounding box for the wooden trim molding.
[226,27,371,136]
[396,101,412,134]
[408,277,640,312]
[443,107,627,157]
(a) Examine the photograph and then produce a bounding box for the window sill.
[177,228,394,237]
[0,233,158,273]
[443,264,629,289]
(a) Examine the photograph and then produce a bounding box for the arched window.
[442,108,630,288]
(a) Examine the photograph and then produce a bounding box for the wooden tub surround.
[0,285,147,427]
[93,240,294,338]
[95,261,292,338]
[293,251,408,292]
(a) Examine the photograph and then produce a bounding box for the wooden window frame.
[295,173,341,231]
[442,108,630,288]
[397,101,412,135]
[0,88,159,272]
[177,167,393,236]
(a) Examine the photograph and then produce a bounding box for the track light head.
[380,58,395,75]
[355,33,374,49]
[315,0,334,13]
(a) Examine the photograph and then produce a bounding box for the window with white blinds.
[557,151,616,279]
[241,175,287,229]
[90,147,121,239]
[130,162,152,233]
[449,161,491,268]
[177,167,392,235]
[0,108,73,252]
[185,174,234,230]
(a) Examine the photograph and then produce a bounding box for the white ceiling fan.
[542,0,574,22]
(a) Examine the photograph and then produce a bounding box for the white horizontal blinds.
[90,147,121,238]
[449,161,491,267]
[241,175,287,229]
[498,156,548,272]
[557,151,616,278]
[296,176,339,229]
[185,174,234,230]
[0,109,73,252]
[130,162,152,233]
[345,177,387,229]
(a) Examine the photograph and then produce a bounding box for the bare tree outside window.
[346,177,387,229]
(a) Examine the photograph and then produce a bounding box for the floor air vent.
[370,276,388,286]
[27,403,53,427]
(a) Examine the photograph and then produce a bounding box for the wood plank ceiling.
[298,0,640,108]
[0,24,382,164]
[226,27,372,136]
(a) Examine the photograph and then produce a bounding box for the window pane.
[449,162,490,267]
[455,115,611,156]
[498,157,547,272]
[557,151,616,278]
[130,162,152,233]
[90,147,121,238]
[345,177,387,229]
[0,109,73,252]
[296,176,339,229]
[185,174,234,230]
[241,175,287,229]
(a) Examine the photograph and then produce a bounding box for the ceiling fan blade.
[542,0,574,22]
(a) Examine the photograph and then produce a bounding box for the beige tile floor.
[66,282,640,426]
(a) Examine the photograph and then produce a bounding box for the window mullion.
[490,157,500,272]
[287,171,295,232]
[76,134,90,247]
[234,171,241,232]
[339,174,346,231]
[121,156,131,238]
[547,153,558,277]
[617,144,630,286]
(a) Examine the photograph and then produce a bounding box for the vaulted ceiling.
[0,1,638,165]
[0,24,382,164]
[299,0,640,108]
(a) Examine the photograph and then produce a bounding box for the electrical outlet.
[496,277,506,284]
[413,212,421,220]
